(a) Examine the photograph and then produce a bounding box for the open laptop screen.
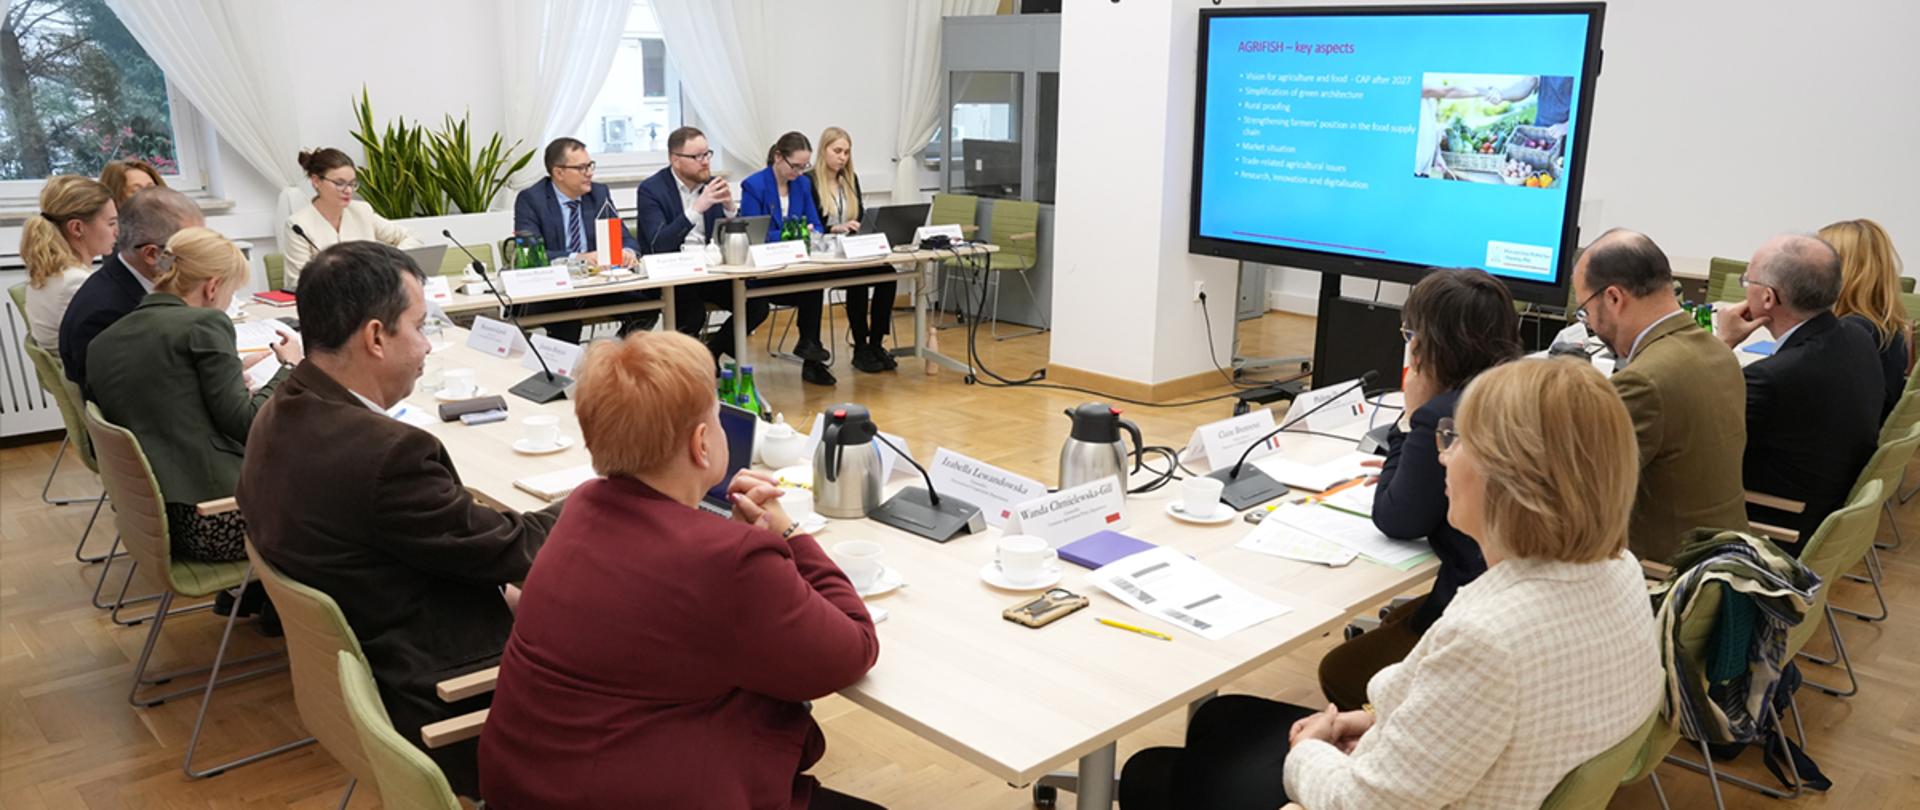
[703,402,759,509]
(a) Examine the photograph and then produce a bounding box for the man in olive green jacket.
[1573,230,1750,562]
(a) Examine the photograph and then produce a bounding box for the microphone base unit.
[509,371,575,404]
[1205,465,1292,511]
[870,487,984,543]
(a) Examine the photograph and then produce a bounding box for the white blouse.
[25,266,92,352]
[281,199,424,290]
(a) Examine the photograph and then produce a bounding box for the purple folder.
[1059,531,1157,570]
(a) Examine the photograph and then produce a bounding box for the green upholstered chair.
[264,253,286,292]
[1540,711,1664,810]
[1704,257,1749,304]
[248,541,372,804]
[339,651,464,810]
[977,199,1048,338]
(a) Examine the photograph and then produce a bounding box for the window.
[0,0,203,194]
[580,0,682,169]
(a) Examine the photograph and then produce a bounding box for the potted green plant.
[428,111,534,214]
[349,88,442,219]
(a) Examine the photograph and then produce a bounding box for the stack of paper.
[513,464,597,501]
[1253,451,1378,492]
[1262,502,1430,567]
[1087,546,1291,641]
[1237,516,1359,567]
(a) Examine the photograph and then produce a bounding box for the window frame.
[583,12,685,176]
[0,78,209,203]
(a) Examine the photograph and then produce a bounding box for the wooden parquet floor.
[2,308,1916,808]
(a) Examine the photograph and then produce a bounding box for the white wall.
[1266,0,1920,315]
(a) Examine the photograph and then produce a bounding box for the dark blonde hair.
[1454,358,1637,562]
[153,227,249,297]
[809,127,860,223]
[22,175,113,288]
[1822,218,1908,349]
[575,331,718,478]
[99,159,166,203]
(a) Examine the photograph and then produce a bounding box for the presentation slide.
[1195,12,1594,285]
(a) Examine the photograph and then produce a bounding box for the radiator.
[1,270,65,437]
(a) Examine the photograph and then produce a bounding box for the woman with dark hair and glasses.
[739,132,835,385]
[1314,267,1523,711]
[282,147,423,290]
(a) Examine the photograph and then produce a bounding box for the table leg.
[732,279,750,362]
[1076,743,1117,808]
[911,259,928,360]
[662,290,676,333]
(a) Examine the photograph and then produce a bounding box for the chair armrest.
[1745,490,1805,514]
[420,708,488,749]
[1748,521,1801,545]
[1006,231,1037,242]
[1641,560,1674,581]
[196,497,239,516]
[436,666,499,702]
[959,224,980,236]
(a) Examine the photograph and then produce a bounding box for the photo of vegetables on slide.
[1413,72,1574,188]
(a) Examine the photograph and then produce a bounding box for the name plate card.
[928,448,1048,528]
[466,316,528,358]
[422,275,453,304]
[500,265,574,299]
[839,233,891,260]
[1291,378,1372,435]
[642,250,707,280]
[520,334,585,378]
[1005,478,1129,546]
[913,224,964,244]
[749,240,809,267]
[1187,410,1280,471]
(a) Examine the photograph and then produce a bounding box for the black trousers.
[1118,695,1315,810]
[519,289,660,344]
[673,281,821,359]
[843,280,899,345]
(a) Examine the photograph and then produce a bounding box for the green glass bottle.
[739,364,769,419]
[718,368,736,403]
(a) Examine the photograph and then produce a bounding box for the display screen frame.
[1188,3,1607,305]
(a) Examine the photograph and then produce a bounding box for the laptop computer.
[865,203,932,249]
[403,244,451,276]
[696,402,761,517]
[709,215,772,245]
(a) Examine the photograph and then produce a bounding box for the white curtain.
[104,0,303,188]
[650,0,771,176]
[891,0,999,204]
[497,0,630,188]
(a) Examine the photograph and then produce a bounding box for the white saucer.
[511,435,574,455]
[857,565,904,598]
[980,561,1064,591]
[435,386,490,402]
[1166,501,1237,525]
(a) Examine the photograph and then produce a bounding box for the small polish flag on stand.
[595,217,624,267]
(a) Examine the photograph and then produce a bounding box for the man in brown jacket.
[238,242,560,798]
[1573,229,1749,562]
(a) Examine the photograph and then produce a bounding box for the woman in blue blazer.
[740,132,834,385]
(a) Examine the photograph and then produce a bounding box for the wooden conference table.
[429,244,996,377]
[246,306,1435,809]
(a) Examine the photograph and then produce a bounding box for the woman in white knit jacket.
[280,147,422,291]
[1118,357,1664,810]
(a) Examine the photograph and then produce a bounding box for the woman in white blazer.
[1118,357,1664,810]
[280,147,422,290]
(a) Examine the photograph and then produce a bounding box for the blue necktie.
[566,199,586,255]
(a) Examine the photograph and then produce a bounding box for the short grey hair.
[1753,234,1842,313]
[116,187,204,250]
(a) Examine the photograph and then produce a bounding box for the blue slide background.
[1197,14,1591,284]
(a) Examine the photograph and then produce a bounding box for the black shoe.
[851,343,888,374]
[255,601,283,638]
[874,341,898,370]
[802,359,837,386]
[794,340,831,364]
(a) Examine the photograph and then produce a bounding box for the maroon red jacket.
[479,476,879,809]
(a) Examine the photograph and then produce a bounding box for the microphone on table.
[443,229,573,405]
[868,433,984,544]
[290,223,320,253]
[1208,370,1381,511]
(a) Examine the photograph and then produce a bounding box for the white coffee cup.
[781,486,816,523]
[1181,476,1225,519]
[523,415,560,449]
[832,540,884,591]
[443,368,476,398]
[996,534,1058,585]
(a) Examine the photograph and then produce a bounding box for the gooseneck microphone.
[1208,370,1381,510]
[868,433,984,543]
[442,229,571,404]
[875,433,941,507]
[290,223,320,253]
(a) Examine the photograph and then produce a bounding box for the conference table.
[246,305,1436,808]
[428,244,997,377]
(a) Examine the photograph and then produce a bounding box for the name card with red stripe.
[500,265,574,299]
[928,448,1047,529]
[1005,477,1129,546]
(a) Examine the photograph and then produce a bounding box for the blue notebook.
[1741,340,1779,357]
[1059,531,1157,570]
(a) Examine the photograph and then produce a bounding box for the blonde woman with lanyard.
[810,127,898,374]
[21,175,117,353]
[89,227,303,563]
[1821,218,1909,419]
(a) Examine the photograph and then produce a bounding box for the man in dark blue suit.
[634,126,773,363]
[59,186,203,395]
[511,138,653,343]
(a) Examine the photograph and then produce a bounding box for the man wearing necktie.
[512,138,651,344]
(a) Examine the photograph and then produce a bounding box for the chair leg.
[73,493,116,563]
[104,554,180,628]
[39,435,102,506]
[182,564,314,778]
[129,591,287,707]
[1801,604,1860,697]
[992,267,1050,341]
[1648,770,1672,810]
[337,778,357,809]
[1833,546,1889,622]
[1877,499,1900,551]
[1898,468,1920,505]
